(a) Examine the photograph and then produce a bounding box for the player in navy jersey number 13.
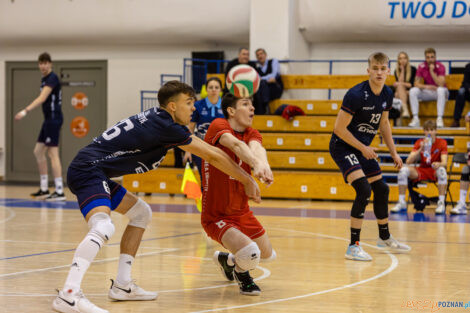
[329,52,411,262]
[52,81,260,313]
[15,52,65,201]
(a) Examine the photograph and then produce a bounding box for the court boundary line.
[190,228,399,313]
[0,206,16,224]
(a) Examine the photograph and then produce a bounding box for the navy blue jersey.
[332,80,393,146]
[41,71,62,120]
[70,108,192,177]
[190,98,224,139]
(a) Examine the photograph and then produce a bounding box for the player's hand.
[244,176,261,203]
[15,109,27,121]
[361,146,378,160]
[429,63,435,71]
[183,151,192,164]
[431,162,440,170]
[253,163,274,186]
[392,152,403,169]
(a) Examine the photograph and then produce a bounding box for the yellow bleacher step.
[122,168,460,202]
[270,99,457,118]
[253,116,335,132]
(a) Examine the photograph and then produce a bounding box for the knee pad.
[87,212,115,246]
[371,180,390,220]
[125,198,152,229]
[260,249,277,263]
[436,167,447,185]
[461,165,469,182]
[234,242,260,271]
[397,167,410,186]
[351,177,371,219]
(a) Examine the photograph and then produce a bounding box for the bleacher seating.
[124,73,468,203]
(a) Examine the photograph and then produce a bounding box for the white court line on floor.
[0,206,16,224]
[0,247,180,279]
[190,228,399,313]
[0,239,78,245]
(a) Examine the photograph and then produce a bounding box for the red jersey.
[413,137,447,168]
[201,118,262,222]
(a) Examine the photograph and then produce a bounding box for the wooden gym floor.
[0,185,469,313]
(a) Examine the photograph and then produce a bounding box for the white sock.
[227,253,235,267]
[459,189,468,204]
[398,194,406,203]
[439,195,445,202]
[40,175,48,192]
[63,233,103,294]
[116,254,134,285]
[63,257,91,294]
[54,177,63,194]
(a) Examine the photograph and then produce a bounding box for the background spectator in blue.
[254,48,284,115]
[184,77,225,180]
[451,63,470,127]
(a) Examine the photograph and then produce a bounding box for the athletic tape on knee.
[260,249,277,263]
[351,177,371,219]
[437,167,447,185]
[461,165,469,182]
[87,212,115,243]
[125,198,152,229]
[397,167,410,186]
[234,242,260,271]
[371,180,390,220]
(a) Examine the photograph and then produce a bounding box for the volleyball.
[226,64,260,98]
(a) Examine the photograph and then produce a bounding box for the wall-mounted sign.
[71,92,88,110]
[70,116,90,138]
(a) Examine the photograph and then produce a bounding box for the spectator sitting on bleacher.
[225,47,257,79]
[451,63,470,127]
[408,48,448,128]
[392,120,448,214]
[393,51,416,118]
[253,48,284,115]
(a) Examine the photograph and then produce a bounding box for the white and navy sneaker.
[377,235,411,253]
[408,116,420,127]
[390,200,407,213]
[52,289,108,313]
[30,189,50,199]
[46,191,66,201]
[345,242,372,261]
[108,279,158,301]
[435,200,446,214]
[213,251,235,281]
[233,270,261,296]
[450,202,468,215]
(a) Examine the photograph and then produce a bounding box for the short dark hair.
[425,47,436,55]
[206,77,222,89]
[238,47,249,53]
[423,119,437,130]
[255,48,266,54]
[368,52,389,66]
[157,80,195,108]
[38,52,52,63]
[221,93,240,119]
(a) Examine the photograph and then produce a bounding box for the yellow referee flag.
[181,163,202,212]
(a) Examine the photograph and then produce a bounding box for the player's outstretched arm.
[15,86,53,121]
[180,135,261,202]
[218,133,271,185]
[334,110,377,160]
[248,140,273,186]
[379,111,402,169]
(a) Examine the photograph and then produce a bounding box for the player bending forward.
[202,93,275,295]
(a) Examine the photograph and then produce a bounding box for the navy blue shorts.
[67,165,127,218]
[37,119,63,146]
[329,136,381,183]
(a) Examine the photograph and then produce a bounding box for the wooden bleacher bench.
[280,74,463,90]
[122,167,460,202]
